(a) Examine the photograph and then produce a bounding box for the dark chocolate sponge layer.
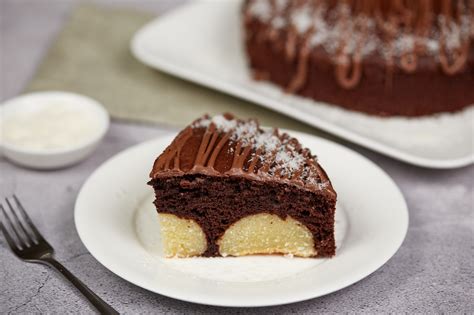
[150,175,336,257]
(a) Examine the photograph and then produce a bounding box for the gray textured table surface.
[1,1,473,314]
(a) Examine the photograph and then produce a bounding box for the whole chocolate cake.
[243,0,474,116]
[148,114,336,258]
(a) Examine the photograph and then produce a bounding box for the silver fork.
[0,195,119,315]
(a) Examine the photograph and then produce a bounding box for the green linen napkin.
[26,4,334,138]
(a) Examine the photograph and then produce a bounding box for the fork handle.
[41,257,119,315]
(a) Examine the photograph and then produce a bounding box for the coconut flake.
[249,0,272,21]
[291,7,313,33]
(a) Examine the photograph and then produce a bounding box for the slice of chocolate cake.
[148,114,336,258]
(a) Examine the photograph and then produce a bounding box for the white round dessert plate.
[131,0,474,169]
[75,131,408,307]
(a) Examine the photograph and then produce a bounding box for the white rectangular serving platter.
[131,0,474,169]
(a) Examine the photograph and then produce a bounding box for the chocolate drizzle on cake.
[244,0,474,90]
[151,113,334,195]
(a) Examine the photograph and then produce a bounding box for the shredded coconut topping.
[249,0,272,21]
[193,115,327,189]
[196,114,237,132]
[292,7,313,33]
[247,0,473,61]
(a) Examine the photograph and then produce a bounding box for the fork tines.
[0,195,43,250]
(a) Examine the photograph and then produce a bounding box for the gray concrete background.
[1,0,473,314]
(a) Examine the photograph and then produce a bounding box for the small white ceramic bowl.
[0,91,109,169]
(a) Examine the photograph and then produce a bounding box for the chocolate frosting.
[150,113,335,197]
[244,0,474,91]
